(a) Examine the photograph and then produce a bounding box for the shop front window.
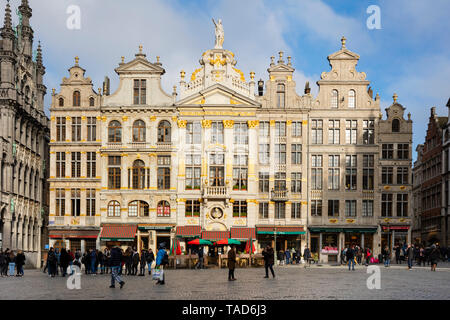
[321,233,338,255]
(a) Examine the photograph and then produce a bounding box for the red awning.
[100,224,137,241]
[49,229,99,239]
[176,226,201,238]
[382,226,410,230]
[230,227,256,240]
[257,226,305,233]
[201,231,230,241]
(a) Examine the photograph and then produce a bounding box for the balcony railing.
[203,186,229,199]
[54,216,65,225]
[271,188,289,202]
[156,141,172,150]
[85,216,96,226]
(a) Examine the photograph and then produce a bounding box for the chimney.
[103,76,110,96]
[258,79,264,96]
[431,107,436,118]
[304,82,311,94]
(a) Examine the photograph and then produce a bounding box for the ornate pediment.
[115,58,165,75]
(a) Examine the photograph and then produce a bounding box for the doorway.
[156,236,170,249]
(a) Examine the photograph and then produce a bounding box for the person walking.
[90,249,97,275]
[277,249,284,266]
[303,246,311,266]
[124,247,132,276]
[47,248,57,278]
[346,245,355,271]
[139,249,147,276]
[284,248,291,265]
[406,244,414,270]
[59,248,70,277]
[146,248,155,275]
[15,250,25,277]
[227,245,237,281]
[394,245,401,264]
[0,250,7,277]
[262,245,275,278]
[7,250,16,276]
[196,246,204,269]
[109,246,125,289]
[429,244,440,271]
[365,248,372,266]
[132,248,139,276]
[155,243,168,285]
[382,246,390,267]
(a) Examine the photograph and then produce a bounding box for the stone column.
[361,233,365,249]
[2,217,11,249]
[81,239,86,254]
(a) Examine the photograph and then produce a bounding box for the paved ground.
[0,263,449,300]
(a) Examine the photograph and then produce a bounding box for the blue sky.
[5,0,449,160]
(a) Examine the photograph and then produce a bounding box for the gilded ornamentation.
[150,115,157,121]
[223,120,234,128]
[232,67,245,82]
[247,120,259,129]
[177,120,187,128]
[269,120,276,126]
[201,120,212,128]
[190,68,202,81]
[229,98,239,105]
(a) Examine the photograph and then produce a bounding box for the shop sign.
[321,246,338,254]
[138,226,172,230]
[329,219,338,224]
[346,219,355,224]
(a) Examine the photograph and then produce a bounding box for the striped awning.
[201,231,230,241]
[257,226,305,235]
[49,229,99,239]
[230,227,256,240]
[176,226,202,238]
[100,224,137,241]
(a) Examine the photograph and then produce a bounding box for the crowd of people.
[0,249,26,277]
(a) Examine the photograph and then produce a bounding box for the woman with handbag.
[154,243,168,285]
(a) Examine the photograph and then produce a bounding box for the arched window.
[59,98,64,107]
[89,97,95,107]
[132,159,145,189]
[132,120,146,142]
[128,200,149,217]
[392,119,400,133]
[107,200,121,217]
[73,91,81,107]
[108,120,122,143]
[157,201,170,217]
[331,90,338,108]
[348,90,356,108]
[277,83,285,108]
[157,120,171,142]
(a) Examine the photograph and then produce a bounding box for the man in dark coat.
[196,246,204,269]
[139,249,147,276]
[15,250,26,277]
[429,244,440,271]
[303,246,311,266]
[227,245,236,281]
[394,245,401,264]
[59,248,70,277]
[131,248,139,276]
[346,245,355,271]
[0,250,7,276]
[109,246,125,289]
[262,245,275,278]
[406,244,414,270]
[47,248,57,277]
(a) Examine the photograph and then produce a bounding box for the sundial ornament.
[211,207,223,219]
[212,18,224,49]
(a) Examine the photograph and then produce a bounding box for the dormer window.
[348,90,356,108]
[59,98,64,107]
[73,91,81,107]
[331,90,338,108]
[133,79,146,105]
[89,97,95,107]
[277,83,285,108]
[392,119,400,133]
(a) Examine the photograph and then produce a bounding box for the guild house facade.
[48,22,412,262]
[0,1,50,268]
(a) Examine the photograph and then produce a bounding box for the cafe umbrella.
[188,239,213,246]
[245,237,256,254]
[170,238,182,255]
[214,239,241,245]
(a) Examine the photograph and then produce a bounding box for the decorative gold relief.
[286,120,292,126]
[383,186,391,190]
[190,68,202,81]
[301,201,308,205]
[270,75,275,81]
[223,120,234,128]
[232,67,245,82]
[50,116,55,121]
[329,219,338,224]
[400,186,406,190]
[230,98,239,105]
[346,219,355,224]
[269,120,275,126]
[201,120,212,128]
[384,218,391,223]
[302,120,308,125]
[177,120,187,128]
[287,75,292,81]
[122,116,128,121]
[65,116,71,121]
[81,116,86,121]
[247,120,259,128]
[150,116,157,122]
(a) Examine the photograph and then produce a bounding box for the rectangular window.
[275,144,286,164]
[311,120,323,144]
[291,172,302,193]
[328,120,340,144]
[55,188,65,216]
[274,172,286,191]
[345,120,357,144]
[86,189,95,216]
[157,156,171,190]
[133,79,146,104]
[328,155,340,190]
[259,121,270,137]
[345,155,357,190]
[381,194,393,217]
[71,188,81,217]
[259,144,270,165]
[71,117,81,142]
[345,200,357,217]
[312,155,323,190]
[363,120,374,144]
[275,121,286,137]
[233,155,248,190]
[291,121,302,137]
[291,203,301,219]
[328,200,339,217]
[259,202,269,219]
[108,156,121,189]
[362,200,374,217]
[56,152,66,178]
[291,144,302,165]
[185,154,201,190]
[233,201,247,218]
[186,121,201,144]
[233,122,249,145]
[71,152,81,178]
[56,117,66,141]
[185,200,201,217]
[382,144,394,159]
[363,155,374,190]
[86,152,96,178]
[275,202,285,219]
[211,121,224,144]
[311,200,322,216]
[397,194,408,217]
[382,167,393,184]
[87,117,97,141]
[397,167,409,184]
[398,144,409,159]
[209,153,225,186]
[259,172,269,193]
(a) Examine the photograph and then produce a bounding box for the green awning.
[309,227,377,233]
[257,231,306,235]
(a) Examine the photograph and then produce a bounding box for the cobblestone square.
[0,263,449,300]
